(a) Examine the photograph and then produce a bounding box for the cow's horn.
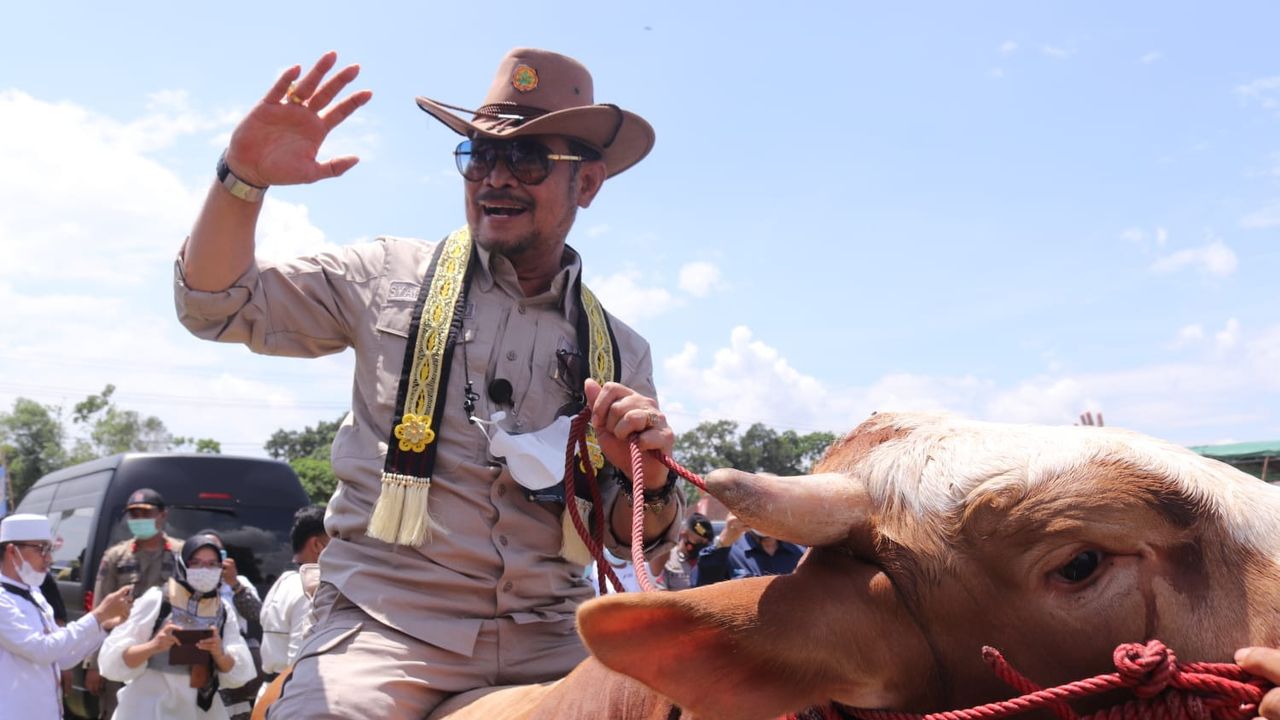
[705,469,872,547]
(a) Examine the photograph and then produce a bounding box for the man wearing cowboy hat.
[175,48,683,718]
[1,513,134,720]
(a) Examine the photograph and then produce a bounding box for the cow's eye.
[1055,550,1102,583]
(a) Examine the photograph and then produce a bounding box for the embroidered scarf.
[163,578,225,710]
[367,227,619,546]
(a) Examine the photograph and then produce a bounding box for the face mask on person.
[185,567,222,594]
[128,518,159,540]
[472,411,573,491]
[14,553,45,587]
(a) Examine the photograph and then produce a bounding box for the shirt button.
[502,581,513,592]
[517,304,527,315]
[499,535,509,547]
[506,350,517,361]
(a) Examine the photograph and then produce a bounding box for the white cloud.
[586,224,610,238]
[1139,51,1163,64]
[662,326,863,433]
[1041,45,1076,60]
[677,262,724,298]
[1240,202,1280,229]
[1216,318,1241,352]
[989,68,1006,80]
[257,199,338,260]
[0,90,346,456]
[999,41,1018,55]
[657,321,1280,447]
[1149,238,1237,277]
[1120,227,1146,244]
[1121,226,1169,251]
[0,90,206,285]
[1173,324,1205,348]
[1235,76,1280,111]
[586,269,679,323]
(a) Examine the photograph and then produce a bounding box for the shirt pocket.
[374,303,414,409]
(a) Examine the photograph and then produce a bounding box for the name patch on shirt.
[388,282,421,302]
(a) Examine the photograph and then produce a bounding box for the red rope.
[839,641,1272,720]
[564,410,623,594]
[563,409,708,593]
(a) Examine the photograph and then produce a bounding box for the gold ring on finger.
[645,411,660,429]
[286,83,305,105]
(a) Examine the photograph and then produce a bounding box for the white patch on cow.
[850,412,1280,556]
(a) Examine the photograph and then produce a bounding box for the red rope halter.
[563,407,706,593]
[837,640,1272,720]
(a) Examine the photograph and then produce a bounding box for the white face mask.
[473,412,573,491]
[15,554,45,588]
[185,567,222,594]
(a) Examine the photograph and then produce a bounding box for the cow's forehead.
[831,412,1280,554]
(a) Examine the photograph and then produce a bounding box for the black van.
[14,452,310,719]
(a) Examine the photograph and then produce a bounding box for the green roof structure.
[1190,440,1280,482]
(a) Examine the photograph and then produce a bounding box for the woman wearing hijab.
[99,533,255,719]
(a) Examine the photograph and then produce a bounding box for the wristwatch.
[216,150,267,203]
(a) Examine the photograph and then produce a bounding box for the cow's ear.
[578,553,936,720]
[578,576,818,719]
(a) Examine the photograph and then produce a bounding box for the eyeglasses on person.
[454,138,594,185]
[13,542,54,559]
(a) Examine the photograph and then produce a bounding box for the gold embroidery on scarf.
[579,285,612,472]
[393,228,470,452]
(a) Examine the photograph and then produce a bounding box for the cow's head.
[577,412,1280,719]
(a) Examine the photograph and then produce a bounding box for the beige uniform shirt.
[175,235,680,658]
[86,535,183,669]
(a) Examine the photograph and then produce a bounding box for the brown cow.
[426,411,1280,720]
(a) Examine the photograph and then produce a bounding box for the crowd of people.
[1,43,1277,720]
[0,495,329,720]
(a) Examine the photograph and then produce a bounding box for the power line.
[0,382,350,410]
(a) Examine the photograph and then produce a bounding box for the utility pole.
[0,449,10,517]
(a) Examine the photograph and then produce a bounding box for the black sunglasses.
[454,139,590,186]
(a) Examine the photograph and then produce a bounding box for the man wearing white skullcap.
[0,513,134,720]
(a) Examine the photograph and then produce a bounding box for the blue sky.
[1,2,1278,457]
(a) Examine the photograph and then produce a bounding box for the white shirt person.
[0,513,132,720]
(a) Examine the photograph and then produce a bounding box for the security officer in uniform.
[84,488,184,718]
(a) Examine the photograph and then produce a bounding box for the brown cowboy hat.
[416,48,654,178]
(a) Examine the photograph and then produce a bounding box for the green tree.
[66,384,219,461]
[291,456,340,504]
[672,420,837,505]
[265,416,344,503]
[173,437,223,454]
[1,386,224,506]
[266,417,344,462]
[0,398,67,501]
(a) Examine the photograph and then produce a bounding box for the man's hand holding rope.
[584,379,679,546]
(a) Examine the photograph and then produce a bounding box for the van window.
[47,469,110,584]
[103,505,297,593]
[50,506,96,583]
[14,480,58,517]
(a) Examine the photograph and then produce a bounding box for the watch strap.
[216,150,267,203]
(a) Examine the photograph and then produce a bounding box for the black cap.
[686,512,714,542]
[125,488,166,510]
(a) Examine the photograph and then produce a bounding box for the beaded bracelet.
[615,470,677,513]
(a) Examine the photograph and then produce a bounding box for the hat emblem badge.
[511,64,539,93]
